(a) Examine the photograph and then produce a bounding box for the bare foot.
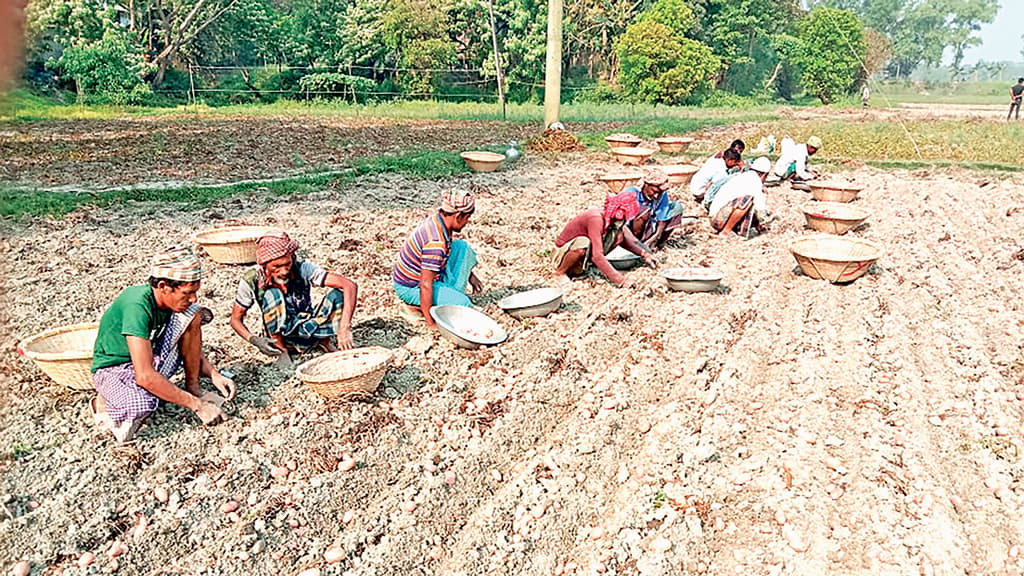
[90,396,112,431]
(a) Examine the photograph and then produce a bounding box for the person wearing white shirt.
[709,157,772,237]
[690,148,742,201]
[770,136,822,183]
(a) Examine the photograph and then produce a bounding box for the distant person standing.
[861,83,871,107]
[1009,78,1024,121]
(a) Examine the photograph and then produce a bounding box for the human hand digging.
[469,275,483,295]
[211,371,236,401]
[193,400,225,425]
[336,327,354,350]
[249,335,283,357]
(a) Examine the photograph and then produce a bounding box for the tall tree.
[794,7,866,103]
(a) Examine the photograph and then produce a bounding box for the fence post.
[188,64,197,108]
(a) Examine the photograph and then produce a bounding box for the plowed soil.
[2,127,1024,576]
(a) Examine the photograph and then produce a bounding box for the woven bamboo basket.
[661,164,700,186]
[17,323,99,390]
[790,235,882,283]
[605,134,642,149]
[801,201,870,235]
[295,346,393,399]
[460,151,505,172]
[193,226,275,264]
[598,172,642,193]
[654,136,694,153]
[610,147,656,165]
[808,181,863,203]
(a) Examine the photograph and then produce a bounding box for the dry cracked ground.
[1,114,1024,576]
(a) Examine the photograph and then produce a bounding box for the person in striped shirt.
[392,189,483,329]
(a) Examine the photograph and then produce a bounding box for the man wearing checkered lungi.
[229,230,360,363]
[91,246,235,442]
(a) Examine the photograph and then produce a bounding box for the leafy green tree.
[53,33,150,103]
[615,19,719,104]
[701,0,800,93]
[794,7,865,104]
[637,0,696,38]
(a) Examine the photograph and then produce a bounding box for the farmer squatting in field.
[90,246,234,442]
[553,189,656,288]
[709,156,773,238]
[768,136,822,186]
[230,230,359,364]
[624,168,686,251]
[392,189,484,331]
[691,148,743,203]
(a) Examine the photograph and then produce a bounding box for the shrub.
[52,35,150,104]
[615,20,720,105]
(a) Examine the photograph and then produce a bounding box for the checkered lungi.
[92,305,199,425]
[710,196,757,237]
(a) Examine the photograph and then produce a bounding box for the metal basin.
[497,288,564,319]
[429,305,508,349]
[661,267,724,292]
[606,246,642,270]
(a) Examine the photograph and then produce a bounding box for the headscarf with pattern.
[150,245,202,282]
[602,190,641,232]
[256,230,299,266]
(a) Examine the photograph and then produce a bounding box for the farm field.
[1,103,1024,576]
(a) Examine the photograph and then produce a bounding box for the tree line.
[23,0,999,107]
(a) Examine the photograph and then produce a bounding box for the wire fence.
[176,64,600,117]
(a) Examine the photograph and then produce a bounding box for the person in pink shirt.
[552,190,656,287]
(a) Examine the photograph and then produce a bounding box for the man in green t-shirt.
[91,246,234,442]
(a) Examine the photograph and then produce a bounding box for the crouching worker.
[769,135,821,186]
[392,189,484,330]
[553,190,656,287]
[91,246,234,442]
[231,230,359,361]
[709,157,772,238]
[627,168,684,250]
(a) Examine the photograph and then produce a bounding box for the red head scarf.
[602,190,641,231]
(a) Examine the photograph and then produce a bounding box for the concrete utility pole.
[543,0,563,128]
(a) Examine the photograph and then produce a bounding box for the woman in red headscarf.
[552,190,656,287]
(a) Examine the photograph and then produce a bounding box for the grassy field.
[3,88,1023,220]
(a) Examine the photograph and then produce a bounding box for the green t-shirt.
[91,285,171,372]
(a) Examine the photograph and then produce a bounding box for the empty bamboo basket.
[460,151,505,172]
[194,226,275,264]
[654,136,694,153]
[295,346,393,399]
[605,134,642,149]
[17,323,99,390]
[790,235,882,283]
[598,172,642,193]
[610,147,656,165]
[801,202,870,235]
[661,164,700,186]
[808,181,863,203]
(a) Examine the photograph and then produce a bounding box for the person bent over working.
[231,230,359,363]
[553,190,655,287]
[393,189,484,330]
[626,168,684,250]
[91,246,234,442]
[768,136,821,186]
[709,157,773,238]
[691,148,742,203]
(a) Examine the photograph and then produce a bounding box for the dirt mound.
[527,129,585,153]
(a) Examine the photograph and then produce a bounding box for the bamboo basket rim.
[193,225,275,246]
[655,136,695,144]
[610,146,656,155]
[800,201,870,222]
[295,346,393,385]
[789,234,883,263]
[661,164,700,175]
[18,323,99,362]
[605,134,642,142]
[808,181,864,193]
[598,172,643,182]
[460,151,506,162]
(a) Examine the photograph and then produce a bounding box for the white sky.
[960,1,1022,64]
